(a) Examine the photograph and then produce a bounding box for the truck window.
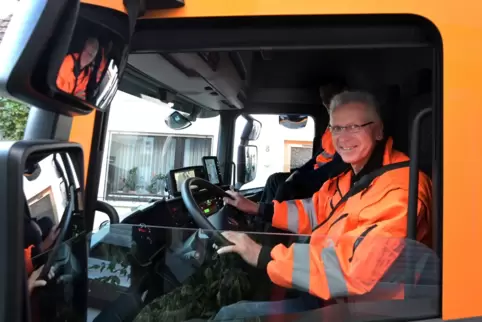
[232,114,315,190]
[0,15,30,142]
[0,97,30,141]
[95,90,220,229]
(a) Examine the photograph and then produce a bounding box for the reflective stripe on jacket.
[267,137,432,300]
[313,129,336,169]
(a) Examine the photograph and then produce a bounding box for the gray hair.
[329,90,382,122]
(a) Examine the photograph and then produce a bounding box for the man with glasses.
[259,79,348,205]
[216,90,432,319]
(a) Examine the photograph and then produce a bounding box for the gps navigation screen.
[205,158,220,184]
[174,169,196,192]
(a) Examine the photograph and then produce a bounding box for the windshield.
[96,91,220,227]
[32,224,440,322]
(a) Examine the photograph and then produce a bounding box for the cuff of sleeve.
[257,245,274,270]
[258,202,274,222]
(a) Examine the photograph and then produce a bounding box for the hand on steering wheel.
[40,225,60,252]
[223,190,259,215]
[28,264,56,295]
[181,178,239,248]
[40,186,75,279]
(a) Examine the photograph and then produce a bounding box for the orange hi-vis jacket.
[267,137,432,301]
[56,53,104,100]
[313,129,336,169]
[56,53,91,100]
[25,245,36,275]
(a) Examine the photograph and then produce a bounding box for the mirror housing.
[236,145,258,185]
[165,111,192,130]
[279,114,308,129]
[240,115,262,141]
[0,0,130,115]
[0,140,85,321]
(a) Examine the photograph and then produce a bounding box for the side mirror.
[240,115,262,141]
[0,140,86,319]
[279,114,308,129]
[165,111,192,130]
[0,1,131,115]
[236,145,258,185]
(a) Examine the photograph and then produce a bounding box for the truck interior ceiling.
[118,14,442,254]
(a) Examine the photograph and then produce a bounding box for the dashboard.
[123,187,229,228]
[122,157,228,228]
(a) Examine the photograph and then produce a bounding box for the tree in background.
[0,97,30,140]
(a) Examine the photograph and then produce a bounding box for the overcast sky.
[0,0,19,19]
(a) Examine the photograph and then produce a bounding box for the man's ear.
[375,123,384,141]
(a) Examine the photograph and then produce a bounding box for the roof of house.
[0,15,13,44]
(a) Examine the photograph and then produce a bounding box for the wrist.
[248,202,260,215]
[256,245,274,269]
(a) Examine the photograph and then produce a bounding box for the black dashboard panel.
[121,186,229,228]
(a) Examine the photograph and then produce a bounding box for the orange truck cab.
[0,0,479,321]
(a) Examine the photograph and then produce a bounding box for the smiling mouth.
[340,146,357,151]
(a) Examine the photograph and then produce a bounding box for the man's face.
[329,103,383,170]
[80,40,99,67]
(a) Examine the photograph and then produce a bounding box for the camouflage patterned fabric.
[133,252,252,322]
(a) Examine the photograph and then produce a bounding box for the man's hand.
[217,231,262,267]
[223,190,259,215]
[28,265,56,295]
[40,224,60,252]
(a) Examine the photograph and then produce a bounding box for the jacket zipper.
[348,224,378,262]
[328,213,349,230]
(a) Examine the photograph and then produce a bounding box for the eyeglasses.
[328,122,374,134]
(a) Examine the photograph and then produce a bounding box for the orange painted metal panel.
[69,111,96,185]
[81,0,127,13]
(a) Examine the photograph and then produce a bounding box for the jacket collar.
[351,138,386,184]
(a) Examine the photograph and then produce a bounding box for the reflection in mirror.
[52,7,125,110]
[165,110,192,130]
[23,149,85,322]
[84,225,440,322]
[244,145,258,182]
[24,154,67,226]
[248,118,262,141]
[279,114,308,129]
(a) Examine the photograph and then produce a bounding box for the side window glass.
[0,97,30,141]
[95,91,220,229]
[1,14,30,141]
[232,114,315,190]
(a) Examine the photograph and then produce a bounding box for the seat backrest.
[312,135,322,157]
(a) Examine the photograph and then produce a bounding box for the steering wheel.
[181,177,235,247]
[39,185,76,278]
